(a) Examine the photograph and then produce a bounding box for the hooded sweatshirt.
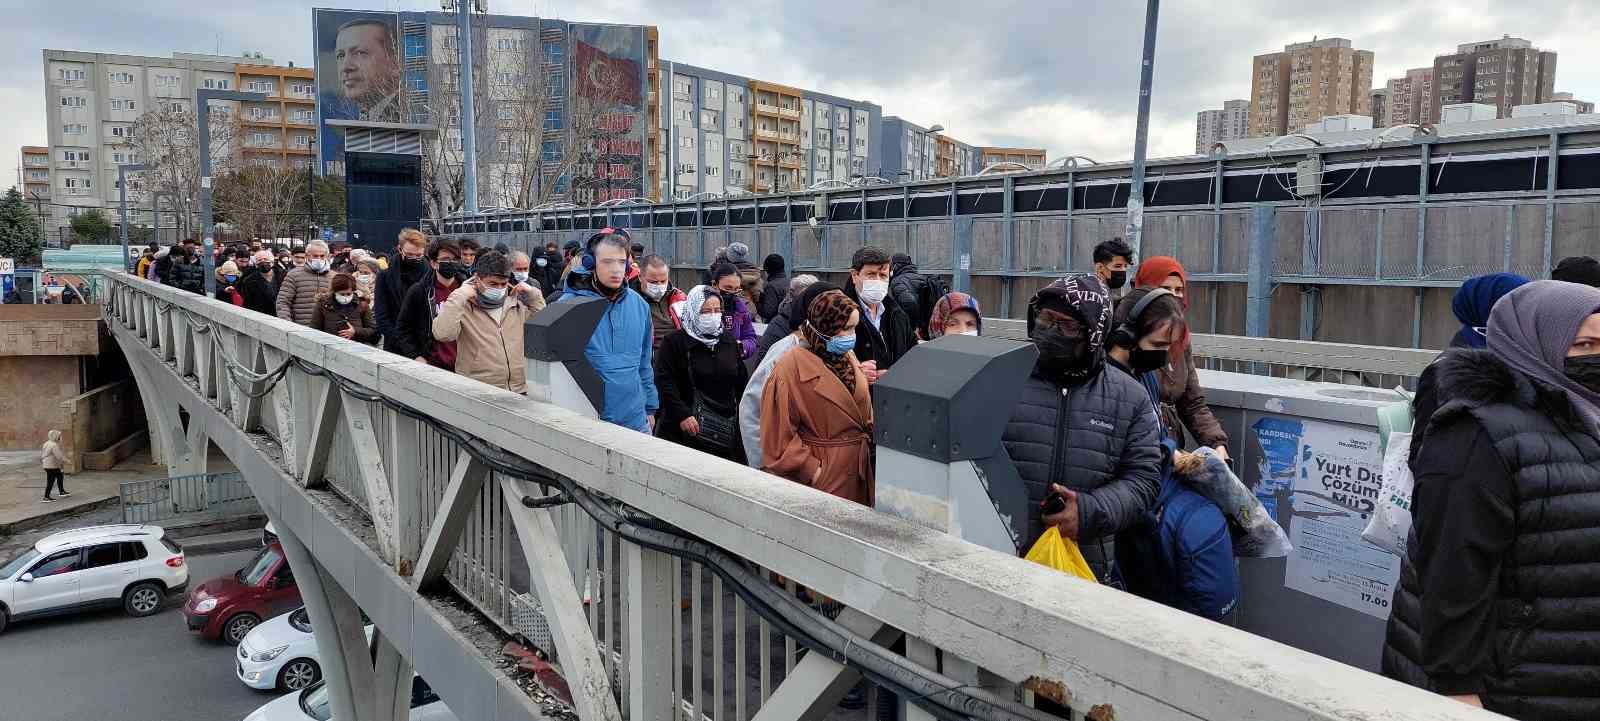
[41,430,65,470]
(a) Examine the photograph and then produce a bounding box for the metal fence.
[119,471,258,525]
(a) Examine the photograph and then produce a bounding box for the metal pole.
[1246,204,1275,339]
[457,0,479,214]
[197,89,267,296]
[1123,0,1160,262]
[118,163,146,272]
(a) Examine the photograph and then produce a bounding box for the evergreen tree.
[0,187,43,261]
[69,208,113,244]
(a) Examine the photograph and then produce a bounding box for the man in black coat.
[375,228,432,354]
[756,253,789,323]
[237,251,279,315]
[842,246,918,383]
[171,244,206,294]
[889,252,942,340]
[394,238,465,366]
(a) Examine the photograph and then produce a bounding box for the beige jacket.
[431,281,546,393]
[41,431,66,470]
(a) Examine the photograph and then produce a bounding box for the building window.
[110,98,136,111]
[497,106,515,121]
[202,78,231,90]
[60,150,88,162]
[292,82,313,95]
[706,166,719,177]
[246,80,275,93]
[154,74,179,88]
[498,140,511,153]
[249,132,275,146]
[292,109,314,122]
[543,110,562,130]
[405,34,427,58]
[495,72,514,85]
[58,68,86,81]
[109,71,134,84]
[495,38,521,51]
[542,140,560,161]
[406,69,426,93]
[63,123,87,135]
[60,96,87,108]
[543,42,563,64]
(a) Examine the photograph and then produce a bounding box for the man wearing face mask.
[1001,273,1161,585]
[639,255,686,352]
[1092,238,1134,299]
[276,240,335,326]
[397,238,466,370]
[509,251,534,291]
[538,242,564,298]
[171,241,207,295]
[376,228,432,354]
[432,250,542,393]
[238,250,280,316]
[843,246,917,383]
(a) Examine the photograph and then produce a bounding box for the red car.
[183,541,301,644]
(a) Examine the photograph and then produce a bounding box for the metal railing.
[119,471,257,524]
[105,272,1498,721]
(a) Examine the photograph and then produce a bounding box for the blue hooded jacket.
[560,285,659,432]
[1450,273,1529,349]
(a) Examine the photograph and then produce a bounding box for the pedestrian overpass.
[101,272,1495,721]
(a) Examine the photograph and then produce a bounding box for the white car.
[242,676,456,721]
[0,524,188,634]
[237,606,374,692]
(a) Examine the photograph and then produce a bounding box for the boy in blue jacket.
[558,228,659,433]
[1105,288,1238,621]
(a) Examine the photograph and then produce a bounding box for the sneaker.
[59,491,71,497]
[42,498,54,503]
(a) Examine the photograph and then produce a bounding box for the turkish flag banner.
[574,40,640,107]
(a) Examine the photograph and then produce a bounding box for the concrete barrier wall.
[60,378,146,473]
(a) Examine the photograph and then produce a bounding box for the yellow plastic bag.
[1024,527,1098,582]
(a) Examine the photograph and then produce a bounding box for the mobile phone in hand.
[1040,493,1067,516]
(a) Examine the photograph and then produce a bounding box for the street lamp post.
[118,163,147,271]
[455,0,479,214]
[196,89,268,296]
[1124,0,1161,262]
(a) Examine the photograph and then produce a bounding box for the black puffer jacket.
[237,267,277,316]
[1001,369,1162,580]
[1383,349,1600,721]
[375,257,429,354]
[172,257,206,294]
[889,255,940,339]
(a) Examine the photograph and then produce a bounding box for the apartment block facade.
[1384,67,1435,126]
[1431,36,1556,121]
[41,49,309,238]
[1248,38,1374,137]
[1553,92,1595,114]
[1369,89,1388,128]
[20,146,51,205]
[879,116,976,181]
[978,147,1047,170]
[659,62,880,198]
[1195,99,1249,154]
[235,63,318,167]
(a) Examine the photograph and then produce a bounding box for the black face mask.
[720,291,740,312]
[1034,326,1094,385]
[1131,348,1169,374]
[1106,270,1128,290]
[400,256,425,270]
[437,261,469,281]
[1564,355,1600,393]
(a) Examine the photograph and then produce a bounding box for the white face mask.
[958,329,979,336]
[334,293,355,305]
[644,282,669,300]
[306,258,329,273]
[356,274,375,287]
[535,257,549,267]
[694,312,723,336]
[512,271,529,283]
[858,279,888,305]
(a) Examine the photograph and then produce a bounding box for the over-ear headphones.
[1108,287,1176,350]
[578,227,634,275]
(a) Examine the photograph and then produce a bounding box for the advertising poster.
[567,25,647,204]
[314,9,405,173]
[1284,420,1400,619]
[1250,416,1301,517]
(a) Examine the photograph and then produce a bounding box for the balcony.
[243,115,283,127]
[777,153,803,169]
[753,103,783,118]
[778,105,801,119]
[753,128,780,141]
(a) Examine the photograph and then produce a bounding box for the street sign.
[0,258,13,275]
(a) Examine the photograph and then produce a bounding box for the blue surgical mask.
[825,334,856,355]
[479,286,507,306]
[224,275,237,283]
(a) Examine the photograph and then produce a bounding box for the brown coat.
[759,348,874,506]
[1154,346,1229,449]
[431,281,545,394]
[310,293,380,345]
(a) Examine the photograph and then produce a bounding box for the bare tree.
[129,104,238,243]
[213,166,311,243]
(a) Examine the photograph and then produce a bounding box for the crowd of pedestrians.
[138,222,1600,720]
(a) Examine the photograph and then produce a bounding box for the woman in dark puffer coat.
[310,273,380,346]
[1382,280,1600,721]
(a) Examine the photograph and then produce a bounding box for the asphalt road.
[0,549,282,721]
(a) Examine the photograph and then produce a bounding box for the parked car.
[184,540,301,644]
[236,606,374,692]
[261,521,277,549]
[242,676,456,721]
[0,524,187,634]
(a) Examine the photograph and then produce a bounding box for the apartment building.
[1384,67,1435,126]
[1369,89,1388,128]
[1248,38,1374,137]
[42,49,310,237]
[878,117,976,181]
[1553,92,1595,114]
[1431,36,1556,121]
[235,63,318,167]
[658,62,880,198]
[978,147,1047,170]
[19,146,51,204]
[1195,99,1249,154]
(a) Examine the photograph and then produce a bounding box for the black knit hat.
[789,281,842,330]
[1552,256,1600,288]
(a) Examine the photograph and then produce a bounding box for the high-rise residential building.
[1195,99,1249,154]
[1553,92,1595,114]
[659,62,879,198]
[235,63,318,168]
[1248,38,1374,137]
[41,49,306,239]
[1384,67,1435,126]
[1431,36,1556,121]
[1369,89,1389,128]
[978,147,1047,170]
[880,117,976,181]
[19,146,51,205]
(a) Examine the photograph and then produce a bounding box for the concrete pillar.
[277,524,378,721]
[1246,204,1275,339]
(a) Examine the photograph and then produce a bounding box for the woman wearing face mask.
[710,261,758,360]
[926,292,982,339]
[311,273,379,346]
[1383,281,1600,720]
[238,250,279,315]
[653,285,751,462]
[760,289,874,506]
[1105,288,1238,622]
[353,258,382,300]
[1132,257,1229,460]
[214,260,246,307]
[1000,274,1161,584]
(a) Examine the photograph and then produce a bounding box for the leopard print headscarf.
[801,290,860,394]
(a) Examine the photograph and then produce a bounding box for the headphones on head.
[578,227,634,275]
[1108,288,1176,350]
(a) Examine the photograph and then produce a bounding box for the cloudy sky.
[5,0,1599,183]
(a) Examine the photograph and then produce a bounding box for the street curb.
[162,513,268,540]
[181,532,264,557]
[0,495,120,536]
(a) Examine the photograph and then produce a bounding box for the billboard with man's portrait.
[314,9,405,174]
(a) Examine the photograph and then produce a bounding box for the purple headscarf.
[1487,280,1600,430]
